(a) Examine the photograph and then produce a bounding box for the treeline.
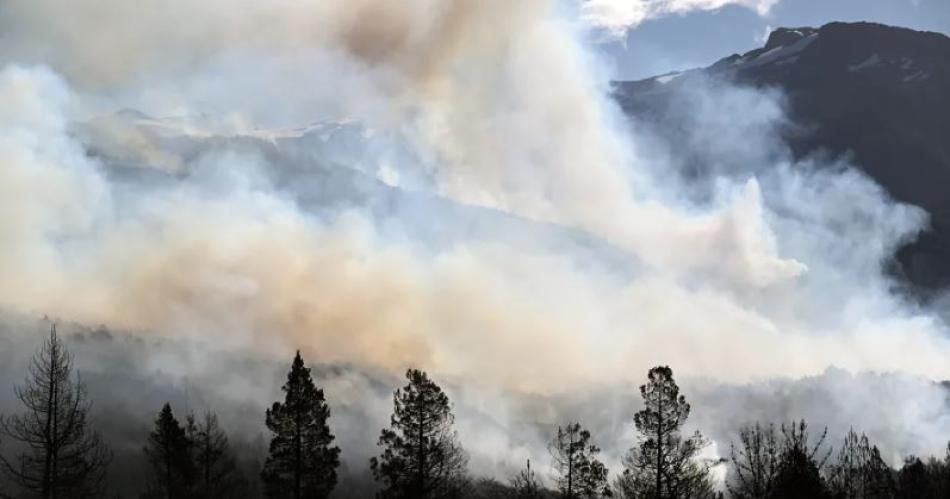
[1,327,950,498]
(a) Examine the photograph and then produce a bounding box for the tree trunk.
[204,438,210,498]
[165,439,173,499]
[44,370,54,499]
[567,433,573,499]
[50,365,58,499]
[295,409,301,499]
[417,399,426,498]
[657,394,664,499]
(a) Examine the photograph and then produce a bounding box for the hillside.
[615,22,950,289]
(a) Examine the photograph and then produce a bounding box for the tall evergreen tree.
[727,423,780,499]
[370,369,468,499]
[0,325,112,499]
[549,423,610,498]
[261,351,340,499]
[186,412,239,499]
[931,442,950,498]
[142,403,194,499]
[897,456,934,499]
[617,366,713,499]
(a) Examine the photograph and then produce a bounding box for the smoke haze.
[0,0,947,491]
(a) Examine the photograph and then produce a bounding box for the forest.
[1,327,948,499]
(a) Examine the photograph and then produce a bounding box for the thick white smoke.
[0,0,947,485]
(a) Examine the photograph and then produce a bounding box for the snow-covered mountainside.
[75,110,637,274]
[615,22,950,289]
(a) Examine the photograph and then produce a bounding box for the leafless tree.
[727,423,780,499]
[0,324,112,499]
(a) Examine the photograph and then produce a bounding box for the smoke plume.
[0,0,947,489]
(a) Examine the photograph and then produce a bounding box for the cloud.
[582,0,781,36]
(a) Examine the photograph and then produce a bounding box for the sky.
[603,0,950,80]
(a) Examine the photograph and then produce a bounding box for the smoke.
[0,0,948,489]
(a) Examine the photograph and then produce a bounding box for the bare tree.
[827,429,894,499]
[509,459,545,499]
[0,325,112,498]
[727,423,780,499]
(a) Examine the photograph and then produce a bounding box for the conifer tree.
[933,442,950,498]
[0,325,112,499]
[370,369,468,499]
[617,366,713,499]
[185,412,239,499]
[897,456,933,499]
[549,423,610,498]
[142,403,194,499]
[261,351,340,499]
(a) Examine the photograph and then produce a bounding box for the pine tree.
[617,366,713,499]
[933,442,950,498]
[142,403,194,499]
[0,325,112,499]
[549,423,610,498]
[897,456,933,499]
[370,369,468,499]
[185,412,239,499]
[727,423,780,499]
[261,351,340,499]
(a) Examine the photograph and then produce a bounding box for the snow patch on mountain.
[734,32,819,70]
[849,53,883,72]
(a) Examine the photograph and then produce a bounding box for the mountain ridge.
[614,21,950,289]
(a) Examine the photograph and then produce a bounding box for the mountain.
[614,22,950,290]
[76,111,638,277]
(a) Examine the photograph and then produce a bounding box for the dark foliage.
[549,423,610,498]
[186,412,242,499]
[617,366,714,499]
[10,330,950,499]
[370,369,468,499]
[767,421,832,499]
[142,403,194,499]
[261,351,341,499]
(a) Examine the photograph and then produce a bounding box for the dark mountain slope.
[615,22,950,288]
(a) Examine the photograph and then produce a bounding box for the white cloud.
[583,0,781,36]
